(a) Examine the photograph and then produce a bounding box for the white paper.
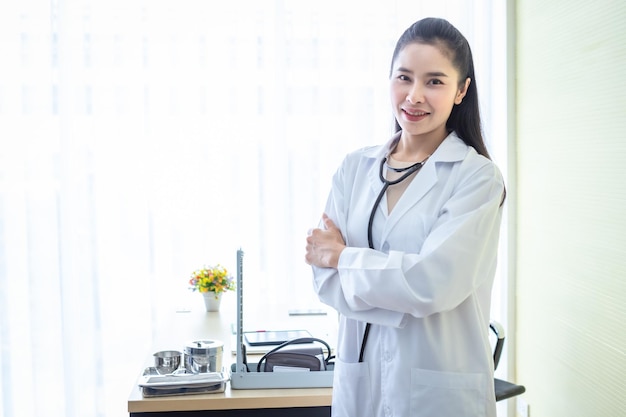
[272,366,311,372]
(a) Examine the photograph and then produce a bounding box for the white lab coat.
[312,131,504,417]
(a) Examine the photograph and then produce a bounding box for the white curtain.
[0,1,508,416]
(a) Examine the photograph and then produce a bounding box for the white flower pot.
[202,292,222,312]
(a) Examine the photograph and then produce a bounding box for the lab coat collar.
[365,130,468,187]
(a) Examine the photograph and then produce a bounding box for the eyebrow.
[396,67,449,77]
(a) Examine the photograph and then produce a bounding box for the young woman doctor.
[305,18,505,417]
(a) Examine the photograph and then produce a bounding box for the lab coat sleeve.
[336,160,504,319]
[311,156,407,328]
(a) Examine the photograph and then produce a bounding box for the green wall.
[515,0,626,415]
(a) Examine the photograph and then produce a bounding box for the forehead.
[393,42,457,74]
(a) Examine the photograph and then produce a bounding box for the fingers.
[304,233,316,265]
[322,213,338,230]
[305,228,327,266]
[305,214,343,267]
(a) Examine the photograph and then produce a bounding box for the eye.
[397,74,411,82]
[428,79,444,85]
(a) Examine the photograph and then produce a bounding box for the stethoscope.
[359,153,428,362]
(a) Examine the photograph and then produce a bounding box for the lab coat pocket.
[410,368,486,417]
[331,359,374,417]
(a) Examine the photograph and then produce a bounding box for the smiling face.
[390,42,470,147]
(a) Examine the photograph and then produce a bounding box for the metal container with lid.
[184,339,223,373]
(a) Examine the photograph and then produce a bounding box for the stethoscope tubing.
[360,155,427,362]
[367,156,427,249]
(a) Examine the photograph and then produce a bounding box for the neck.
[393,129,448,162]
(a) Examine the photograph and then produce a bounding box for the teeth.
[406,110,426,116]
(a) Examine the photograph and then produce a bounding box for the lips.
[402,108,429,121]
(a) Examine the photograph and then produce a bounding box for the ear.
[454,77,471,105]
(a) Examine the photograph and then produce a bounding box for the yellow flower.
[188,264,235,294]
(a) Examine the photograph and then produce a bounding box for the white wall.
[515,0,626,415]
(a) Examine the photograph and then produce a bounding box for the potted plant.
[188,264,235,311]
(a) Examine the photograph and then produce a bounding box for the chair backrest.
[489,321,505,369]
[490,320,527,402]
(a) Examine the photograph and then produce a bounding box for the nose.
[406,84,423,104]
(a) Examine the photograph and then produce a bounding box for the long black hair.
[390,18,491,160]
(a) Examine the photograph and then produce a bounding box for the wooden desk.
[128,298,335,416]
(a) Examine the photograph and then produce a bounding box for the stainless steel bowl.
[153,350,182,375]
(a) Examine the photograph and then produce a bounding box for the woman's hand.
[305,214,346,269]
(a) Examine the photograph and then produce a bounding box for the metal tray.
[138,367,228,397]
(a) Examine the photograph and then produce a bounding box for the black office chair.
[490,321,526,401]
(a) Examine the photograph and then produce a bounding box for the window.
[0,1,508,416]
